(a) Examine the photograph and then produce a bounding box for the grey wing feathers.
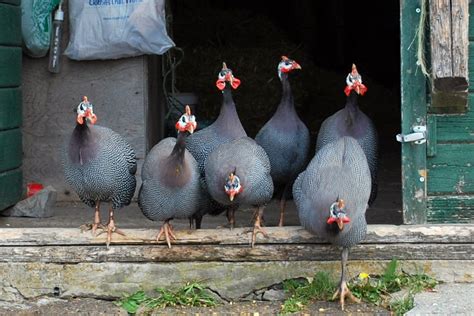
[294,137,371,247]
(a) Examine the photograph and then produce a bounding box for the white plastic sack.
[64,0,175,60]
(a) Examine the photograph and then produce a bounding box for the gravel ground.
[0,297,390,315]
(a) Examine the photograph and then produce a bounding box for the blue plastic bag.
[21,0,60,57]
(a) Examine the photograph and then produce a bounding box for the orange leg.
[278,184,291,227]
[332,248,361,310]
[156,220,176,248]
[97,207,125,247]
[251,206,268,248]
[227,207,236,229]
[79,201,105,235]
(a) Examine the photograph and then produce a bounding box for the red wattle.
[216,79,226,90]
[344,85,352,96]
[231,77,241,89]
[344,82,368,96]
[327,217,336,224]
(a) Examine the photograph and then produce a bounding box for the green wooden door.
[425,1,474,223]
[0,0,22,210]
[400,0,474,224]
[400,0,428,224]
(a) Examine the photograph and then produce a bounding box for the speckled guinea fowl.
[315,64,378,205]
[186,63,247,228]
[293,136,371,310]
[205,136,274,247]
[138,106,200,248]
[255,56,310,226]
[64,96,137,247]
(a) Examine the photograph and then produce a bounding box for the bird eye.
[79,104,85,111]
[285,61,290,66]
[181,116,186,123]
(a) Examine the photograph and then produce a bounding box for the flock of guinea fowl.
[63,56,378,310]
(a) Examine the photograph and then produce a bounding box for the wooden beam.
[0,243,470,263]
[429,0,469,113]
[430,0,453,78]
[0,225,471,246]
[400,0,428,224]
[451,0,469,78]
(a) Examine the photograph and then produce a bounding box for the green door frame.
[400,0,428,224]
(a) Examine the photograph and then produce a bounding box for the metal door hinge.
[396,125,427,144]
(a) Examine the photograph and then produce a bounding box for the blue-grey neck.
[345,91,360,124]
[170,131,188,164]
[216,86,238,125]
[276,73,295,114]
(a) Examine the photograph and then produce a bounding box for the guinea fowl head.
[224,169,243,202]
[175,105,197,134]
[75,96,97,125]
[278,56,301,80]
[344,63,368,96]
[326,198,351,231]
[216,62,241,91]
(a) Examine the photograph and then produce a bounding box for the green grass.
[280,259,438,314]
[280,272,337,314]
[115,282,218,314]
[350,259,438,309]
[390,294,415,315]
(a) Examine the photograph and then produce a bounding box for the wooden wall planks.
[427,143,474,194]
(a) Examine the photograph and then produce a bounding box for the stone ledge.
[0,260,471,302]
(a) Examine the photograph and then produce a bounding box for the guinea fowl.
[138,106,199,248]
[186,62,247,228]
[293,136,371,310]
[255,56,310,226]
[64,96,137,247]
[205,137,273,247]
[316,64,378,205]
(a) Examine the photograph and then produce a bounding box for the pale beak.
[337,218,344,231]
[293,62,302,70]
[225,73,233,85]
[186,123,195,134]
[229,192,235,202]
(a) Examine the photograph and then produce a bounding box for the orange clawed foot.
[332,280,361,311]
[96,208,125,247]
[156,221,176,248]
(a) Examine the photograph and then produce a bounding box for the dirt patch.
[0,297,390,315]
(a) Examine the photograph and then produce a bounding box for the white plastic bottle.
[48,3,64,73]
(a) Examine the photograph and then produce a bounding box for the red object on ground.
[27,183,44,198]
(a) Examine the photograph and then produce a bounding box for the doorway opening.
[166,0,402,225]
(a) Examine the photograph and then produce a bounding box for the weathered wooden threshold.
[0,225,472,301]
[0,225,472,263]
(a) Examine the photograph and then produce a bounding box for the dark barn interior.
[2,0,403,230]
[168,0,403,224]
